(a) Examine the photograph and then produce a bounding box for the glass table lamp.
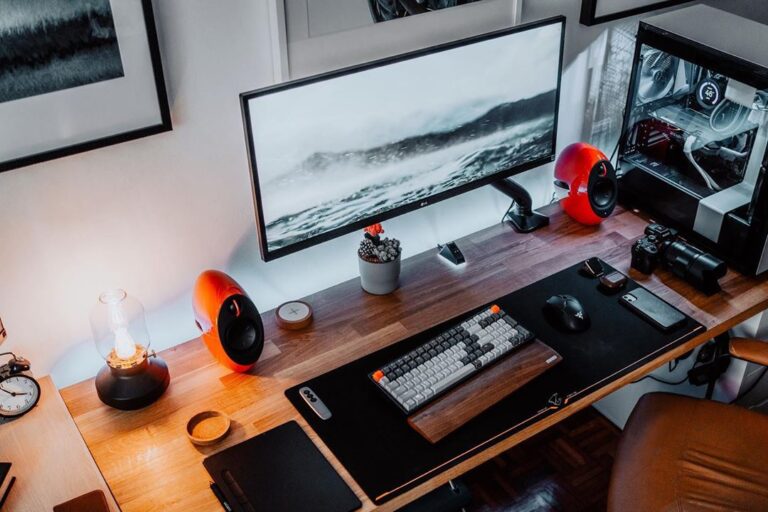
[90,289,169,410]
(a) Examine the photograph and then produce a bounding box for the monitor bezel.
[241,16,566,262]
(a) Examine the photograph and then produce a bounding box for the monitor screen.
[242,18,564,261]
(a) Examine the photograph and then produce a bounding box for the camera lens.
[663,240,726,293]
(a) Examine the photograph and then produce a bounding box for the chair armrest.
[729,337,768,367]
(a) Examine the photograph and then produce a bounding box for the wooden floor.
[463,407,621,512]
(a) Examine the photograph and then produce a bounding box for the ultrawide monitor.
[242,17,564,261]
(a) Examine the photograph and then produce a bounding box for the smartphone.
[619,288,686,332]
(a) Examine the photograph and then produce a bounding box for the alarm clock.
[0,352,41,418]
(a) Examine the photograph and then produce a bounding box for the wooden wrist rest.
[408,340,562,443]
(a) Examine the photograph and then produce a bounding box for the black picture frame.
[580,0,692,26]
[0,0,172,174]
[240,16,566,262]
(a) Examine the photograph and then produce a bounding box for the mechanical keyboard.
[370,304,534,414]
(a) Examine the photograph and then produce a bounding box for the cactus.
[359,224,402,263]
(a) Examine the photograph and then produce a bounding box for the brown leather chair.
[608,338,768,512]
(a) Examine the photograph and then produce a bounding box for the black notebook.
[0,464,8,488]
[203,421,361,512]
[0,463,14,510]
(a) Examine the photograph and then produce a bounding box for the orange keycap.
[490,304,501,314]
[373,370,384,382]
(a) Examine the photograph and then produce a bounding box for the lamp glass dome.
[90,289,151,369]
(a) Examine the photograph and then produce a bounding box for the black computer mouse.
[543,294,591,332]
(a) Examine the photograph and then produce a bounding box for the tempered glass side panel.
[620,44,768,204]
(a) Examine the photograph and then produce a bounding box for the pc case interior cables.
[687,91,768,191]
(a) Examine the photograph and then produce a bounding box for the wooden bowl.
[186,410,230,446]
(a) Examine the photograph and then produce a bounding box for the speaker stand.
[492,178,550,233]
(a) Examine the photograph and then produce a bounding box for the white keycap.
[429,365,474,395]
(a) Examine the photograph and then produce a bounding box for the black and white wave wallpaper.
[247,23,561,253]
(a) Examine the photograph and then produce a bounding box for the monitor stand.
[492,178,550,233]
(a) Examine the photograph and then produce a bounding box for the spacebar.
[431,365,475,395]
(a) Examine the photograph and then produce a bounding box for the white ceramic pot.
[358,255,401,295]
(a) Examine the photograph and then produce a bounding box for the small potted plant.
[358,223,402,295]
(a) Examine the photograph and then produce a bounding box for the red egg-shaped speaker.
[554,143,617,225]
[193,270,264,372]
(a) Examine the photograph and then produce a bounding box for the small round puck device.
[275,300,313,330]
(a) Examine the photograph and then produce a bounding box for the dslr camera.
[631,223,727,294]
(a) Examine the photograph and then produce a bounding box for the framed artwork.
[367,0,486,23]
[273,0,523,81]
[580,0,692,26]
[0,0,171,173]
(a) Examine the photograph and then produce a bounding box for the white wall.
[0,0,765,395]
[0,1,278,386]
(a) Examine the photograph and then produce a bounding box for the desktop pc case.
[616,6,768,276]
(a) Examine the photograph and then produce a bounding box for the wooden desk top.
[61,206,768,512]
[0,376,119,511]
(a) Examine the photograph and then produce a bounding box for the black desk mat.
[286,261,705,504]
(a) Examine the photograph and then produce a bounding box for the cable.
[641,374,690,386]
[500,201,515,224]
[609,137,621,165]
[684,136,722,191]
[609,126,630,168]
[633,361,694,386]
[710,100,748,134]
[754,91,768,112]
[729,366,768,405]
[718,146,749,159]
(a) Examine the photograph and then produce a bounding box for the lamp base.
[95,357,170,410]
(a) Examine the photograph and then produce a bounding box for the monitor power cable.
[500,201,516,224]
